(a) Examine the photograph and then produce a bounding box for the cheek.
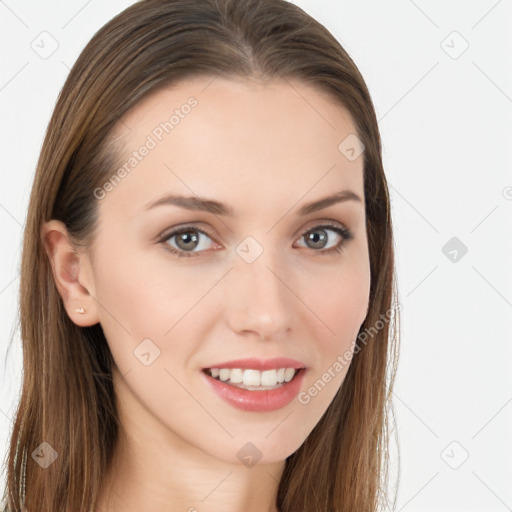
[295,262,370,418]
[303,257,370,347]
[93,247,213,335]
[92,247,226,378]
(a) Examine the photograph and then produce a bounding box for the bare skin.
[41,75,371,512]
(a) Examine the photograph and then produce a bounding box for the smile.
[205,367,298,390]
[201,367,306,412]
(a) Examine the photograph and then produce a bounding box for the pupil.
[178,231,198,250]
[307,230,327,249]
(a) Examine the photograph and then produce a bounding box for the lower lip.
[201,368,306,412]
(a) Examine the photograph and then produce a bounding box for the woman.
[1,0,400,510]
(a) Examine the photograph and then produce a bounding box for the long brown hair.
[2,0,400,510]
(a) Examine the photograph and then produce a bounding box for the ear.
[40,219,100,327]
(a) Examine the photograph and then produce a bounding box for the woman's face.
[82,76,370,464]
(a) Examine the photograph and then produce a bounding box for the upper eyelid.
[160,218,349,237]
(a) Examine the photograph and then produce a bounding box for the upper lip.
[203,357,306,371]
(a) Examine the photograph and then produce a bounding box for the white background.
[1,1,511,510]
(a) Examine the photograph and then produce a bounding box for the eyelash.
[158,224,353,258]
[157,223,353,259]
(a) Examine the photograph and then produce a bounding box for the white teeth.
[261,369,277,387]
[229,368,243,384]
[284,368,296,382]
[219,369,230,381]
[207,367,299,388]
[243,369,260,386]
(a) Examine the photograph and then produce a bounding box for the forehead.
[117,75,359,148]
[102,75,364,218]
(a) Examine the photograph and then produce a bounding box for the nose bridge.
[226,239,294,339]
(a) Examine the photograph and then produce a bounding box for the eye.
[158,227,218,258]
[294,224,353,255]
[158,223,353,259]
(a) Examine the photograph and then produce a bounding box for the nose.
[224,247,295,341]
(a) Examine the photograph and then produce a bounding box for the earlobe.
[40,219,99,327]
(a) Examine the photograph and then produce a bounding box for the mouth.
[201,366,303,391]
[201,366,307,412]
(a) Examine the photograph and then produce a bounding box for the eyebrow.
[142,189,363,217]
